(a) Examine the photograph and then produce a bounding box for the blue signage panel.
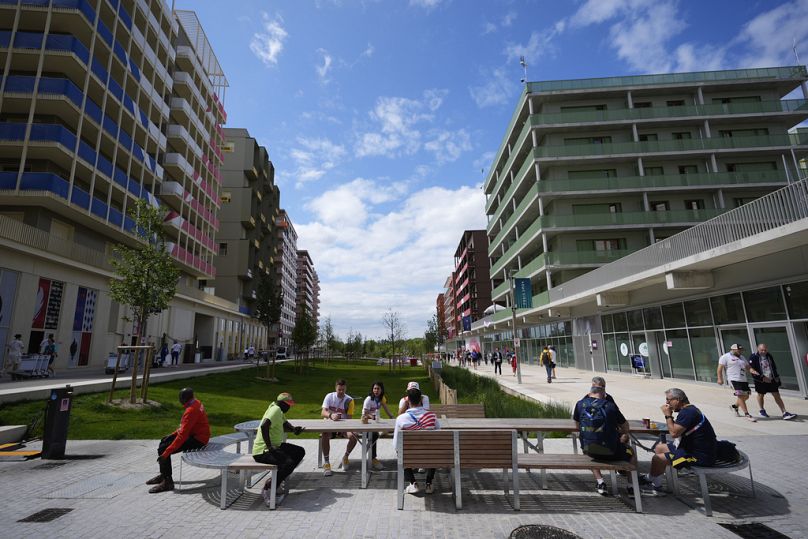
[514,278,533,309]
[462,315,472,331]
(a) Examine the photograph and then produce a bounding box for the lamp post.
[509,269,523,384]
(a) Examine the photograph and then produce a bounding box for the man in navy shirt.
[636,387,717,497]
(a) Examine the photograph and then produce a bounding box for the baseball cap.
[406,381,420,390]
[730,344,743,351]
[276,392,295,405]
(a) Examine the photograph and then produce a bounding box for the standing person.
[394,387,440,494]
[540,346,553,383]
[748,344,797,420]
[3,334,24,377]
[493,347,503,375]
[398,381,431,414]
[321,379,358,476]
[147,387,210,493]
[511,350,518,376]
[549,345,558,379]
[362,381,395,471]
[484,351,489,366]
[170,341,182,366]
[44,334,57,376]
[252,392,306,505]
[573,383,634,496]
[717,344,758,422]
[159,342,169,367]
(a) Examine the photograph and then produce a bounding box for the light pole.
[509,269,523,384]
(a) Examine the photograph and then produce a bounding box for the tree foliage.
[292,307,317,353]
[254,272,282,337]
[424,314,439,353]
[382,309,406,369]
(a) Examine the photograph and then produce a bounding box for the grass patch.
[0,361,433,440]
[440,365,571,420]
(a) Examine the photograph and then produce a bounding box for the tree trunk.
[130,311,147,404]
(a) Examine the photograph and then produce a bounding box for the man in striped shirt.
[394,387,440,494]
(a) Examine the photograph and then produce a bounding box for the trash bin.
[42,385,73,459]
[410,357,417,367]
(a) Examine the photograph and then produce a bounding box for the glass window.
[643,307,663,330]
[662,303,686,328]
[615,333,631,372]
[605,333,620,371]
[628,310,644,331]
[710,294,745,324]
[684,299,713,326]
[784,281,808,319]
[612,312,628,332]
[665,329,694,380]
[743,287,787,322]
[690,327,719,382]
[602,314,614,333]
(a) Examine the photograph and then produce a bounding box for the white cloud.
[736,0,808,67]
[354,89,448,158]
[504,30,557,64]
[473,151,496,173]
[361,43,375,59]
[483,21,498,35]
[249,13,288,67]
[297,182,486,338]
[483,10,517,35]
[424,129,472,164]
[316,48,333,82]
[469,66,516,108]
[288,136,346,188]
[409,0,444,10]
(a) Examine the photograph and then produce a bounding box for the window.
[719,128,769,138]
[223,142,235,153]
[651,201,670,211]
[710,293,745,324]
[567,169,617,179]
[572,203,622,215]
[673,132,692,140]
[712,96,762,104]
[638,133,658,141]
[684,298,713,326]
[726,162,777,173]
[662,303,686,328]
[784,281,808,318]
[560,104,607,112]
[644,166,664,176]
[633,101,652,108]
[576,239,626,251]
[734,197,757,207]
[564,136,612,145]
[678,165,698,174]
[743,287,787,322]
[666,100,685,107]
[219,242,228,255]
[685,199,705,210]
[221,191,232,203]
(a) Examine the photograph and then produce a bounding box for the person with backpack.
[635,388,718,497]
[573,383,634,496]
[540,346,553,383]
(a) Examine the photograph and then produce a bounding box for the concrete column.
[627,91,634,108]
[790,148,801,178]
[631,124,639,142]
[717,189,726,209]
[642,192,650,211]
[648,229,656,244]
[782,154,793,182]
[637,157,645,176]
[541,232,549,253]
[801,81,808,99]
[710,154,719,173]
[545,270,553,291]
[696,86,704,105]
[528,96,534,114]
[703,119,711,138]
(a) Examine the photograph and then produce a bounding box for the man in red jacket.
[147,387,211,493]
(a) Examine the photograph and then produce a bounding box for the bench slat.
[518,454,635,471]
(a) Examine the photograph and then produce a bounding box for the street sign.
[514,278,532,309]
[513,338,520,347]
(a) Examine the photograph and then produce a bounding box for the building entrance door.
[750,325,800,392]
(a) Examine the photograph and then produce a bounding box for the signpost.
[509,272,532,384]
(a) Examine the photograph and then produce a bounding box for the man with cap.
[147,387,210,493]
[397,381,431,415]
[717,344,758,422]
[253,392,306,505]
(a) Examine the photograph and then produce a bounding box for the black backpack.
[579,397,618,457]
[715,440,740,463]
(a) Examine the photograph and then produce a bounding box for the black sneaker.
[730,404,740,416]
[596,482,608,496]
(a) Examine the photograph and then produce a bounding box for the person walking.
[549,345,558,379]
[540,346,553,383]
[3,334,24,377]
[748,343,797,420]
[252,392,306,505]
[717,344,757,422]
[511,351,518,376]
[170,341,182,366]
[44,334,57,376]
[493,347,502,375]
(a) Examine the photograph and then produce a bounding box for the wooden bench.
[397,430,455,509]
[517,453,643,513]
[456,430,519,510]
[431,403,486,418]
[675,450,754,516]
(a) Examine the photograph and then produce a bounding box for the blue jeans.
[544,363,553,380]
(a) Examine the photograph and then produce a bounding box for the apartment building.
[453,230,491,333]
[470,66,808,395]
[0,4,260,367]
[295,250,319,328]
[436,292,446,342]
[274,209,297,348]
[443,273,457,341]
[213,128,280,328]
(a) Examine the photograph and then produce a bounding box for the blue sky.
[180,0,808,340]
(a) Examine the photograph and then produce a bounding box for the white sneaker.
[744,414,757,423]
[339,455,350,470]
[406,482,420,494]
[372,458,383,471]
[323,463,333,477]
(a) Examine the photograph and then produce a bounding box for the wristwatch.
[665,415,673,420]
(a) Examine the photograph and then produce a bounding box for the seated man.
[397,381,431,415]
[639,388,717,496]
[147,387,210,493]
[252,392,306,506]
[574,383,635,496]
[393,387,440,494]
[321,379,358,476]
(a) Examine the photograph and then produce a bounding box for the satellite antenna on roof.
[519,55,528,85]
[794,38,802,65]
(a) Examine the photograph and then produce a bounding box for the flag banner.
[514,278,533,309]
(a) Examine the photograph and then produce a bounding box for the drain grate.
[718,523,791,539]
[18,508,74,523]
[33,462,68,470]
[510,525,583,539]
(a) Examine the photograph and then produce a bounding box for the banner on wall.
[467,336,481,354]
[71,286,98,366]
[0,269,20,365]
[30,277,65,354]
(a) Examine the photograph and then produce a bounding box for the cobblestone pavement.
[1,434,805,538]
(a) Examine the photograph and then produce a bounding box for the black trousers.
[494,362,502,374]
[158,433,205,478]
[404,467,436,484]
[370,432,380,459]
[253,443,306,485]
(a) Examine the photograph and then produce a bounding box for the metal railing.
[547,175,808,304]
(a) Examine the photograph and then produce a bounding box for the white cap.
[407,381,420,390]
[730,343,743,351]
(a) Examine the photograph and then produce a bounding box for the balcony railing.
[488,184,540,252]
[548,175,808,305]
[541,208,725,228]
[487,147,539,214]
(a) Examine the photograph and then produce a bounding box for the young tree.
[424,314,439,355]
[382,309,406,371]
[254,272,283,379]
[322,315,336,364]
[109,199,180,403]
[292,307,317,372]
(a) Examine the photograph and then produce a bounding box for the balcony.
[159,181,186,210]
[537,170,789,196]
[239,268,253,280]
[242,215,256,229]
[166,124,203,158]
[541,208,725,229]
[488,184,540,253]
[487,148,538,214]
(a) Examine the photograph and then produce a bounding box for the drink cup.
[642,417,651,429]
[361,416,369,424]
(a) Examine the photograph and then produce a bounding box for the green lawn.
[0,360,434,440]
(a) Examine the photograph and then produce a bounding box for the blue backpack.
[578,397,619,457]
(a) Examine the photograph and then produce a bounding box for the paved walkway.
[466,361,808,438]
